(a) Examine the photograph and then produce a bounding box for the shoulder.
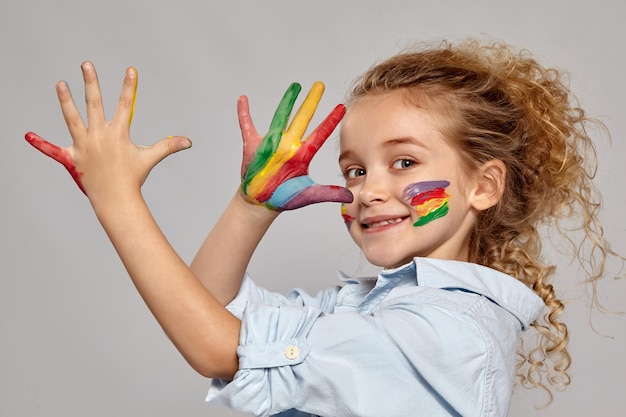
[411,257,545,329]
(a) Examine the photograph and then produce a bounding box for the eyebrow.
[338,149,353,164]
[339,136,430,163]
[384,137,430,149]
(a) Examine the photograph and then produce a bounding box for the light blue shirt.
[207,258,544,417]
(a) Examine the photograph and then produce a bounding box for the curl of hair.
[347,38,619,400]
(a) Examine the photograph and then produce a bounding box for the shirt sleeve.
[207,284,520,417]
[223,273,341,319]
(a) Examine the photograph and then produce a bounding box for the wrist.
[88,186,144,219]
[233,190,280,223]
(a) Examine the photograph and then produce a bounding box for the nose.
[358,174,389,206]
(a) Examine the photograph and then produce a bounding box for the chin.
[364,252,415,270]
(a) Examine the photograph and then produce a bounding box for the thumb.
[277,183,354,211]
[146,135,192,166]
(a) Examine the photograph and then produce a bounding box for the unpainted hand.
[25,62,190,199]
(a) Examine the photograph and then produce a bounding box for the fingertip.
[331,185,354,204]
[237,95,249,107]
[55,80,69,92]
[23,132,65,161]
[24,131,45,146]
[168,136,192,152]
[237,96,252,124]
[335,103,346,114]
[344,190,354,204]
[126,66,138,79]
[287,82,302,95]
[81,61,94,72]
[311,81,325,93]
[323,185,354,204]
[180,137,192,151]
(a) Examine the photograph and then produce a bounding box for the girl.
[25,38,619,416]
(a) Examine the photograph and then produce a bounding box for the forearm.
[191,192,278,305]
[91,190,240,379]
[190,83,350,305]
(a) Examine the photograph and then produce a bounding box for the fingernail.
[56,80,69,93]
[180,138,192,150]
[170,136,192,151]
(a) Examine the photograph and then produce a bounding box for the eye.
[392,159,416,169]
[345,167,366,178]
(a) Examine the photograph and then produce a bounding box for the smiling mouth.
[363,217,407,229]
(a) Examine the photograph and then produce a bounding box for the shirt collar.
[339,257,545,330]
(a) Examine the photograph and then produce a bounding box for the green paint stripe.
[242,83,301,191]
[413,202,449,227]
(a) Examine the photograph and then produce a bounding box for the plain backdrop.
[1,1,624,416]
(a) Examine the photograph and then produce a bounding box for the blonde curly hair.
[347,38,619,400]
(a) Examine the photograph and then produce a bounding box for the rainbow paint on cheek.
[341,203,355,230]
[403,180,450,227]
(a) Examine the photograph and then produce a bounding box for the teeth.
[366,218,403,228]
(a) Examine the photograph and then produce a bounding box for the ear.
[469,159,506,211]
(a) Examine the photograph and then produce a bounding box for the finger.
[241,83,301,194]
[282,184,354,211]
[81,62,106,129]
[237,95,262,170]
[271,104,345,187]
[237,96,259,143]
[300,104,346,164]
[24,132,87,195]
[267,180,353,211]
[274,81,325,159]
[128,69,138,126]
[111,66,139,128]
[56,80,87,141]
[25,131,70,165]
[144,135,193,168]
[285,81,324,140]
[245,83,302,180]
[268,83,301,134]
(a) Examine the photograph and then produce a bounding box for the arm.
[190,194,277,306]
[25,65,350,379]
[25,63,238,379]
[190,82,352,305]
[208,286,518,417]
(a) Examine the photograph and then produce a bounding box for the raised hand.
[25,62,190,199]
[238,82,353,211]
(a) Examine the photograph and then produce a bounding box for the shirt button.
[284,345,300,360]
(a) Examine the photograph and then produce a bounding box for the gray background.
[1,0,625,416]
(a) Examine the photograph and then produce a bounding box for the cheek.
[403,181,451,227]
[341,203,356,230]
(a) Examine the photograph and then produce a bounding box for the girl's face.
[339,90,482,268]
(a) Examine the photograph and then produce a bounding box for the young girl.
[25,38,618,417]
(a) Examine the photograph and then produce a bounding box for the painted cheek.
[402,180,450,227]
[341,203,355,230]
